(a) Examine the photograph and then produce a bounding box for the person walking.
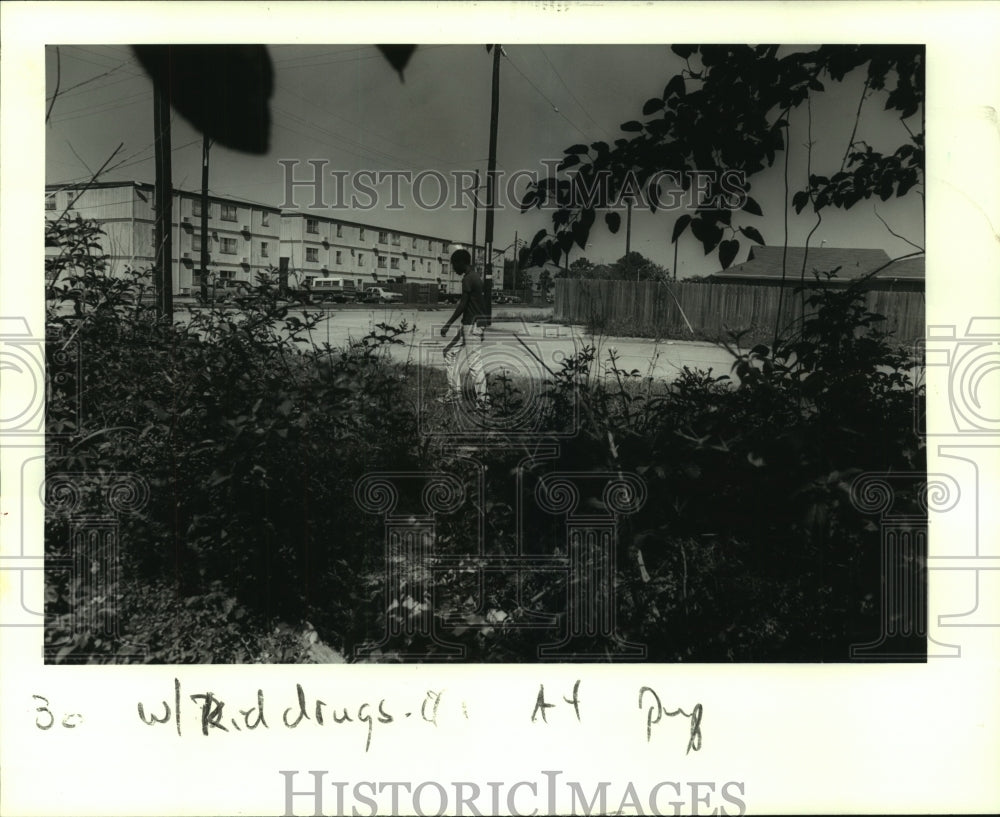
[439,248,490,410]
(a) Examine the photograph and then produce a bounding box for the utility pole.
[152,59,173,318]
[199,133,211,302]
[512,229,518,292]
[483,44,501,325]
[471,168,480,268]
[626,196,634,282]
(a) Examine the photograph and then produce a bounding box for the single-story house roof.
[710,246,924,285]
[519,260,564,283]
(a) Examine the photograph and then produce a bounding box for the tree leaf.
[690,218,723,255]
[565,143,589,154]
[605,211,622,234]
[718,239,740,270]
[792,190,811,214]
[376,45,417,80]
[742,196,763,217]
[740,225,765,245]
[672,214,692,243]
[665,74,686,99]
[620,120,644,133]
[642,97,665,115]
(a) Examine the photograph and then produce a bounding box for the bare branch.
[59,143,125,220]
[46,46,61,123]
[839,77,869,174]
[873,204,925,253]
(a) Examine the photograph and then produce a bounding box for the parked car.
[363,286,403,304]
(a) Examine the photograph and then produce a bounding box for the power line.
[46,61,130,101]
[59,45,142,74]
[51,136,202,187]
[272,104,421,167]
[272,43,453,70]
[49,89,151,125]
[537,46,615,141]
[274,79,453,166]
[501,48,592,142]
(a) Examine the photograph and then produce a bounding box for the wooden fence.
[553,279,925,346]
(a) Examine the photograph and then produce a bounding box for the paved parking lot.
[293,304,737,383]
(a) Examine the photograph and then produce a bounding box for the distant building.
[45,181,474,296]
[708,246,924,292]
[518,260,563,291]
[45,181,281,294]
[278,212,454,292]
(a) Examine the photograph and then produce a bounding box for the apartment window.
[261,211,270,227]
[359,228,366,241]
[390,258,399,270]
[391,232,400,246]
[46,196,57,211]
[260,241,269,258]
[306,218,319,234]
[377,256,387,269]
[336,224,343,238]
[192,234,204,252]
[193,199,206,217]
[378,230,388,244]
[442,263,448,276]
[336,250,343,265]
[306,247,319,263]
[359,254,365,267]
[220,237,238,254]
[411,260,416,272]
[412,237,418,249]
[221,204,237,222]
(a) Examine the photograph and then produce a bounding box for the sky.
[45,43,925,278]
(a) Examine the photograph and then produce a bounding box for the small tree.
[611,251,668,282]
[537,268,553,294]
[565,257,595,279]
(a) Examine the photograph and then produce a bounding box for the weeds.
[46,215,926,662]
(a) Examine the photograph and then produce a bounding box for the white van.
[311,277,357,302]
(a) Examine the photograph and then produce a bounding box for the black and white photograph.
[42,40,928,665]
[2,3,999,816]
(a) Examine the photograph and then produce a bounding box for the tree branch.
[46,46,61,123]
[873,204,925,253]
[839,76,869,174]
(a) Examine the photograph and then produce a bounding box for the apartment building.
[46,181,488,296]
[45,181,281,294]
[279,212,457,291]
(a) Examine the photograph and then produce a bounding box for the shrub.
[46,215,925,662]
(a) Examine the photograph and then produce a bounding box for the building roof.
[710,246,924,284]
[46,179,283,213]
[281,209,456,245]
[47,180,460,245]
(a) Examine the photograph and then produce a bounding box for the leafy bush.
[46,215,924,663]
